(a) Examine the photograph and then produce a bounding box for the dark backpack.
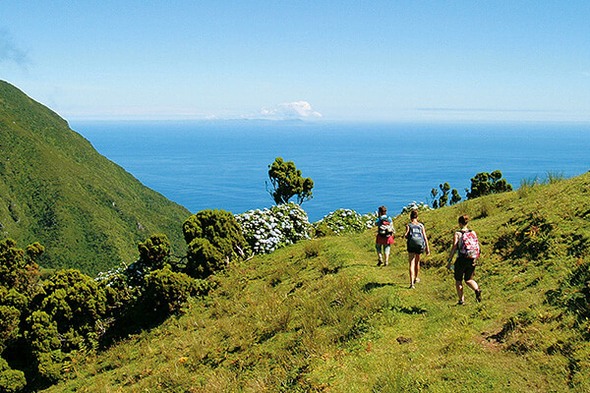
[459,230,480,259]
[378,218,394,237]
[406,223,425,251]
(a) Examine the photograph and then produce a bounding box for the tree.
[450,189,462,205]
[126,233,171,284]
[466,170,513,199]
[267,157,314,205]
[182,210,248,278]
[0,239,43,391]
[431,183,461,208]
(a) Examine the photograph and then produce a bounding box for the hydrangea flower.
[236,202,312,255]
[315,208,374,235]
[401,201,432,215]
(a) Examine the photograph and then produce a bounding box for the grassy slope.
[0,81,191,274]
[45,173,590,392]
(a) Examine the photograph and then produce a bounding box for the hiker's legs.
[465,279,479,292]
[408,252,416,286]
[375,244,384,265]
[455,280,464,303]
[414,254,421,282]
[384,245,391,266]
[465,265,480,292]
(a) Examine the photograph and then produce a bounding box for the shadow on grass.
[362,282,396,292]
[393,305,428,315]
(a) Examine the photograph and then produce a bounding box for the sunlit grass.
[44,172,590,392]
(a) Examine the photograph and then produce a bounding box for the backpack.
[378,218,394,237]
[459,230,480,259]
[406,223,425,251]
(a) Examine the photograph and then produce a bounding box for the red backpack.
[460,230,480,259]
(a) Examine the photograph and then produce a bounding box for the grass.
[43,172,590,392]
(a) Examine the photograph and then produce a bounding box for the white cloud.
[259,101,322,120]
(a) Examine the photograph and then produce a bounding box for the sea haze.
[73,120,590,222]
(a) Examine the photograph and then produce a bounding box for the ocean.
[72,120,590,222]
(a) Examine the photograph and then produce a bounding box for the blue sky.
[1,1,589,122]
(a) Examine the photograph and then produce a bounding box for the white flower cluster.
[401,201,432,215]
[236,202,312,255]
[316,208,373,235]
[94,265,130,288]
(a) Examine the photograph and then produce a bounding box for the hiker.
[446,214,482,305]
[404,209,430,288]
[375,205,395,266]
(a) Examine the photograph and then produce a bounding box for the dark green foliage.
[24,310,63,384]
[185,238,223,278]
[467,169,513,199]
[139,267,210,316]
[31,269,106,346]
[0,239,41,298]
[450,188,462,205]
[0,357,26,393]
[126,233,171,284]
[431,182,461,208]
[0,80,190,275]
[0,239,42,386]
[183,210,248,278]
[267,157,314,205]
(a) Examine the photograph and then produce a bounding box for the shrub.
[0,357,26,393]
[236,203,312,254]
[185,238,224,277]
[314,209,374,236]
[139,267,210,316]
[183,210,248,277]
[467,170,513,199]
[126,233,171,284]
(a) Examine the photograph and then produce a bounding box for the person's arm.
[403,224,410,239]
[421,224,431,255]
[447,232,459,269]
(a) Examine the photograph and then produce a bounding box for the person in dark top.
[404,210,430,288]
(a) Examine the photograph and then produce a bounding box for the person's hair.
[458,214,469,226]
[378,205,387,216]
[410,210,418,220]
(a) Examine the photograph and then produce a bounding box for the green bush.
[126,233,171,284]
[0,357,26,393]
[139,267,210,316]
[183,210,248,278]
[185,238,224,278]
[467,170,513,199]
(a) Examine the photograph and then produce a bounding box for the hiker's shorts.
[454,255,476,282]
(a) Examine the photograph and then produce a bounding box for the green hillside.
[0,81,191,275]
[44,172,590,392]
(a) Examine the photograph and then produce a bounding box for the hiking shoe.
[475,289,482,303]
[414,277,421,284]
[409,284,415,289]
[457,300,465,305]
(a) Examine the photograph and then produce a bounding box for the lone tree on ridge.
[267,157,314,205]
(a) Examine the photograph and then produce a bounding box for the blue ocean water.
[72,120,590,222]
